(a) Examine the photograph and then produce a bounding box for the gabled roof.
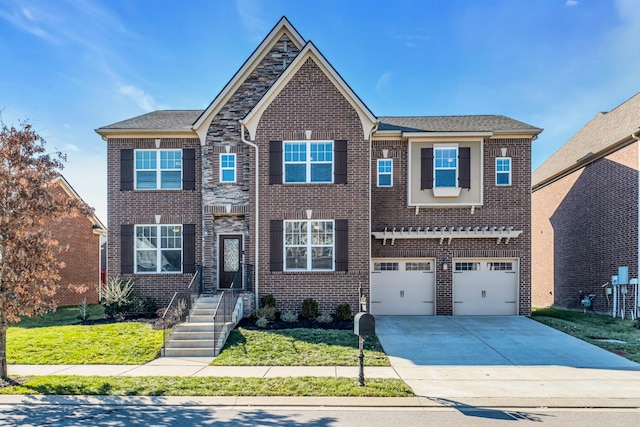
[191,16,306,143]
[378,115,542,134]
[533,92,640,189]
[98,110,202,131]
[53,176,107,234]
[241,41,378,141]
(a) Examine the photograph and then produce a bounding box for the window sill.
[432,187,461,197]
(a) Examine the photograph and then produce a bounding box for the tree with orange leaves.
[0,123,91,377]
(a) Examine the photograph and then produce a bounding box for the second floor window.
[434,147,458,188]
[496,157,512,186]
[377,159,393,187]
[283,141,333,183]
[220,153,236,183]
[135,149,182,190]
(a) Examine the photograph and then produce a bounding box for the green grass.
[212,328,389,366]
[0,376,413,397]
[532,307,640,363]
[7,304,163,365]
[11,304,106,328]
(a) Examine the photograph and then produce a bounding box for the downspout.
[633,130,640,319]
[367,122,379,312]
[240,125,260,311]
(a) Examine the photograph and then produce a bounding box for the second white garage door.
[453,259,519,315]
[370,259,435,315]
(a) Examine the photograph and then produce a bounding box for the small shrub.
[260,294,276,308]
[101,276,135,320]
[78,297,89,321]
[280,311,298,323]
[316,312,333,323]
[138,297,158,318]
[335,303,352,320]
[301,298,319,319]
[255,316,270,328]
[256,305,276,321]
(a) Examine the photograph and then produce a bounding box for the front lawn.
[7,304,163,365]
[532,307,640,363]
[0,375,412,397]
[212,327,389,366]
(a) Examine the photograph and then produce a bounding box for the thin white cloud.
[0,5,59,43]
[63,143,79,152]
[235,0,269,42]
[375,72,393,98]
[566,1,579,6]
[118,84,165,112]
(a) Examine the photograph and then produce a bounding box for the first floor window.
[135,149,182,190]
[377,159,393,187]
[434,146,458,187]
[496,157,512,186]
[220,153,236,183]
[284,220,334,271]
[135,225,182,273]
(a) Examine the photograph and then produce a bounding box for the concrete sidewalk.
[7,358,640,408]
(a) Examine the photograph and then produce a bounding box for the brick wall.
[532,141,639,313]
[371,137,533,315]
[106,137,202,307]
[251,57,370,314]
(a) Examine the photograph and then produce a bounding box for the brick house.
[49,176,107,306]
[96,17,540,316]
[532,93,640,315]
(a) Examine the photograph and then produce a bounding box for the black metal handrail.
[161,267,201,353]
[212,265,243,355]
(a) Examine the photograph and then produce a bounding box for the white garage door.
[370,259,435,315]
[453,259,519,315]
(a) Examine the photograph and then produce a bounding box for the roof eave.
[95,128,198,139]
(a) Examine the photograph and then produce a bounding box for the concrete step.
[162,347,215,357]
[166,339,216,349]
[187,315,216,323]
[174,323,215,333]
[170,331,216,341]
[190,308,217,316]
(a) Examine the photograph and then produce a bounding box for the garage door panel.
[371,259,434,316]
[453,260,518,316]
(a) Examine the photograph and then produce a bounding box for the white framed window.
[373,262,399,271]
[220,153,236,183]
[135,225,182,273]
[455,262,480,271]
[284,220,334,271]
[135,149,182,190]
[283,141,333,183]
[377,159,393,187]
[434,146,458,188]
[496,157,511,186]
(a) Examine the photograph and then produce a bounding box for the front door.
[219,235,242,289]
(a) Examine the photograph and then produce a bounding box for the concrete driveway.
[374,316,640,403]
[375,316,639,368]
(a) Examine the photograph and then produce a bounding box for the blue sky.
[1,0,639,222]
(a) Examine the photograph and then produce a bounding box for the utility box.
[354,312,375,336]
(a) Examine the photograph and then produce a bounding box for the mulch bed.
[238,317,353,331]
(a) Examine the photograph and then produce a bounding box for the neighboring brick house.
[49,176,107,306]
[96,17,540,316]
[532,93,640,315]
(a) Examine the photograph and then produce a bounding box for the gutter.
[240,123,260,311]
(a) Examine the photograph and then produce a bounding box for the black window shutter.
[121,224,134,274]
[335,219,348,272]
[182,224,196,274]
[459,147,471,189]
[269,141,282,184]
[334,140,347,184]
[182,149,196,191]
[270,220,283,271]
[420,148,433,189]
[121,149,134,191]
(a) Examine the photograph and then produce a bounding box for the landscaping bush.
[301,298,319,319]
[255,316,270,328]
[101,276,135,320]
[260,294,276,308]
[256,305,276,321]
[316,312,333,323]
[335,303,352,320]
[134,297,158,318]
[280,311,298,322]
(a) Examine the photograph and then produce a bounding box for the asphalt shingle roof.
[98,110,203,130]
[378,115,542,133]
[532,92,640,188]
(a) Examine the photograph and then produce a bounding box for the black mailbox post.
[353,312,375,386]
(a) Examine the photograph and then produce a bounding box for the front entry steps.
[161,294,242,357]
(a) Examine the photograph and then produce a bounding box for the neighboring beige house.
[532,92,640,316]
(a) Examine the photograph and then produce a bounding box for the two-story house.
[96,17,540,317]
